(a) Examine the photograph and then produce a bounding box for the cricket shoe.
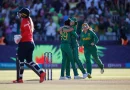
[74,76,83,79]
[13,79,23,83]
[40,72,46,83]
[87,73,92,78]
[59,77,69,80]
[101,69,104,74]
[83,73,88,79]
[66,76,71,79]
[83,73,92,79]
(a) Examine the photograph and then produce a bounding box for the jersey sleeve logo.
[24,21,31,29]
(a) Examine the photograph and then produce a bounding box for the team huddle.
[58,18,104,80]
[13,8,104,83]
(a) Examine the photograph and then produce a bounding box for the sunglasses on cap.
[83,25,87,28]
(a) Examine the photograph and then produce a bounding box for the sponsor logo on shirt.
[82,37,91,40]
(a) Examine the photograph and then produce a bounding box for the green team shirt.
[60,26,78,44]
[80,30,99,46]
[71,25,79,47]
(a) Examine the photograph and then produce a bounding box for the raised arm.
[63,27,74,32]
[57,26,74,32]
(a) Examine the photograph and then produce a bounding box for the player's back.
[60,26,71,44]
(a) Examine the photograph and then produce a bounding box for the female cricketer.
[59,19,91,79]
[59,19,82,80]
[65,18,91,79]
[13,8,46,83]
[79,23,104,75]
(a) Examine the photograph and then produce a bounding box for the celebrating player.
[79,23,104,75]
[59,19,91,79]
[65,18,91,79]
[59,19,82,80]
[13,8,46,83]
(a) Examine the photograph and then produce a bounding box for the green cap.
[69,17,77,22]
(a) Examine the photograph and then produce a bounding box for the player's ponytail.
[29,17,34,32]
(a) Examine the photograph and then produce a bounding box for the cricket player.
[59,19,91,79]
[65,18,91,79]
[13,8,46,83]
[79,23,104,75]
[59,19,82,80]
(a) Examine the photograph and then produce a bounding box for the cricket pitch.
[0,69,130,90]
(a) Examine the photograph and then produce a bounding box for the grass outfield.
[0,69,130,90]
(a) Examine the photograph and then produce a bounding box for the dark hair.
[64,19,71,26]
[75,21,78,25]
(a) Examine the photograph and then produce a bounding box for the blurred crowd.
[0,0,130,45]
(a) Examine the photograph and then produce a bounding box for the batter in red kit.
[13,8,46,83]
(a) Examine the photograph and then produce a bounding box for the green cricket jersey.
[80,30,99,46]
[71,25,79,47]
[60,26,78,44]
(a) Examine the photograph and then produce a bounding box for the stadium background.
[0,0,130,69]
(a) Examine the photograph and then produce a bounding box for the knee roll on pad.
[28,61,35,65]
